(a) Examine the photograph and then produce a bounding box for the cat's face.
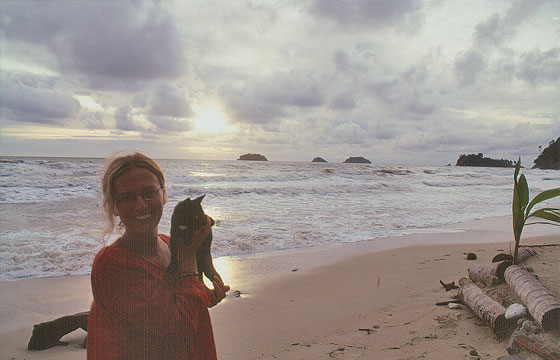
[173,195,208,234]
[188,195,208,230]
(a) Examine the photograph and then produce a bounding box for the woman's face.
[114,167,164,238]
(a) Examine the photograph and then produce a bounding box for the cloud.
[114,104,144,132]
[310,0,422,30]
[1,0,185,88]
[0,0,557,164]
[454,50,487,87]
[473,0,544,49]
[0,73,80,124]
[148,116,194,132]
[516,47,560,85]
[148,84,194,119]
[220,70,324,124]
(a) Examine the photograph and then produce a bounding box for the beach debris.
[492,247,537,263]
[292,268,299,272]
[328,347,346,358]
[497,355,524,360]
[448,303,462,310]
[505,303,527,321]
[468,261,511,284]
[458,278,514,340]
[469,349,479,356]
[440,279,459,291]
[483,275,500,287]
[435,299,462,306]
[519,320,541,335]
[28,311,89,350]
[466,252,477,260]
[359,328,376,334]
[230,290,242,298]
[506,333,560,359]
[504,265,560,331]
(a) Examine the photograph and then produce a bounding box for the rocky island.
[237,153,268,161]
[456,153,514,167]
[344,156,371,164]
[533,137,559,170]
[312,157,327,163]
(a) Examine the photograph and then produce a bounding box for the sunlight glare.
[193,107,232,133]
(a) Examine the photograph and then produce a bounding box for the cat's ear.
[194,194,205,203]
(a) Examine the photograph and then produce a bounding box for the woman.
[87,152,229,359]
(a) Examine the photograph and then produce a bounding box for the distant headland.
[343,156,371,164]
[456,153,514,168]
[312,157,327,163]
[237,153,268,161]
[533,137,559,170]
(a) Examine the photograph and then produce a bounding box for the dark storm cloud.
[1,0,185,86]
[0,73,80,124]
[310,0,422,29]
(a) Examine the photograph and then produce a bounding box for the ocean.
[1,156,558,280]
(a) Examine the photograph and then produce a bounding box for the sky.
[0,0,559,165]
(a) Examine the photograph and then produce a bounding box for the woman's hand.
[187,216,213,252]
[208,276,230,307]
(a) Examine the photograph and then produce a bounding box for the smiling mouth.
[134,213,151,220]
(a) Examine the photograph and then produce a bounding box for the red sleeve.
[91,246,211,336]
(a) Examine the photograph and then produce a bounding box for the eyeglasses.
[116,186,163,206]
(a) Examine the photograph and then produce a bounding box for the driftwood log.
[504,265,560,331]
[458,278,514,340]
[468,260,511,284]
[492,247,537,263]
[28,311,89,350]
[508,333,560,360]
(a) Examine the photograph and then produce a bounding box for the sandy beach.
[1,216,558,359]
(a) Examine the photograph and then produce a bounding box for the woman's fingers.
[209,276,230,306]
[189,217,212,249]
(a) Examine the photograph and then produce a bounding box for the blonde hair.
[101,152,167,237]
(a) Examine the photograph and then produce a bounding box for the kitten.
[166,195,221,284]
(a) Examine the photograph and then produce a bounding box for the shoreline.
[0,216,558,359]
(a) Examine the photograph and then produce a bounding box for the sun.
[193,107,232,133]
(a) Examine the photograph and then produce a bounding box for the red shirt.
[87,235,217,360]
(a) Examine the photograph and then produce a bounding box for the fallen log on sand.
[458,278,514,340]
[504,265,560,331]
[468,260,511,284]
[508,333,560,360]
[492,247,536,263]
[28,311,89,350]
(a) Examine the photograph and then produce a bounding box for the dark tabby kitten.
[166,195,221,284]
